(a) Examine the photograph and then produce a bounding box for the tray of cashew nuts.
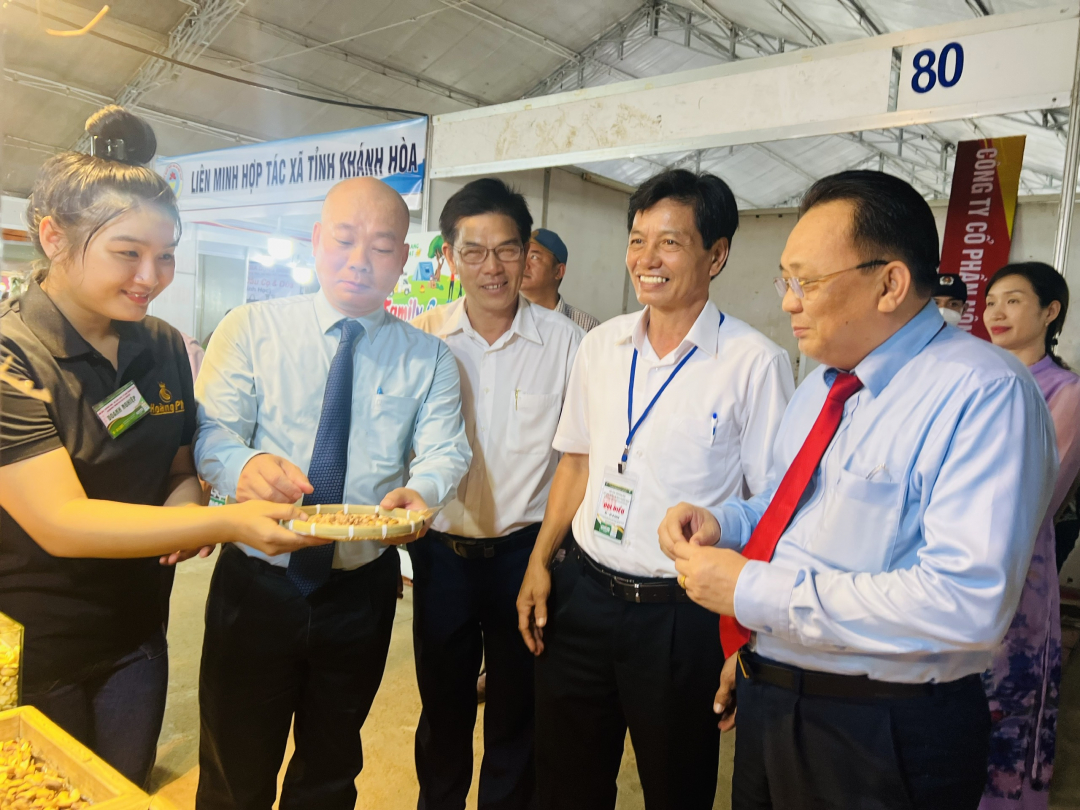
[0,705,152,809]
[281,505,437,541]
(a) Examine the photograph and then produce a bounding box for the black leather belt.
[432,524,540,560]
[740,652,980,701]
[574,547,690,604]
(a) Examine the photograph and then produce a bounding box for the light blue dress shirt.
[715,303,1058,683]
[194,291,472,569]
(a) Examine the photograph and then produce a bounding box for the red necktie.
[719,372,863,658]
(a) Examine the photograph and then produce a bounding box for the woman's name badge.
[93,381,150,439]
[593,467,638,545]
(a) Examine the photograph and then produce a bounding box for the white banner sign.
[157,118,427,213]
[429,5,1078,177]
[896,18,1078,114]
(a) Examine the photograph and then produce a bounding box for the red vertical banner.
[939,136,1026,340]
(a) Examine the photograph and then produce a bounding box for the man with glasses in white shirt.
[516,169,793,810]
[411,178,584,810]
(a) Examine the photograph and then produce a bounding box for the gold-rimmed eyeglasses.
[455,243,524,266]
[773,260,888,299]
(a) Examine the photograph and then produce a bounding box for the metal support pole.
[1052,20,1080,274]
[420,116,434,231]
[1052,18,1080,367]
[541,167,552,228]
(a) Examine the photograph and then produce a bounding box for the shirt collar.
[619,301,722,360]
[836,301,945,396]
[437,295,543,347]
[434,297,470,337]
[313,289,386,342]
[19,280,154,362]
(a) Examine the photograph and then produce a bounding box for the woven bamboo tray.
[281,504,436,541]
[0,705,150,809]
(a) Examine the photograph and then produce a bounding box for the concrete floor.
[148,550,734,810]
[147,549,1079,810]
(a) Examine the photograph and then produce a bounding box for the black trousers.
[408,529,538,810]
[196,545,399,810]
[534,549,724,810]
[732,658,991,810]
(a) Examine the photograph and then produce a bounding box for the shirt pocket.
[507,391,563,455]
[651,414,738,502]
[363,395,421,465]
[809,468,903,573]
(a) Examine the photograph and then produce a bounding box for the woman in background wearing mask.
[0,105,320,788]
[981,262,1079,809]
[934,272,968,326]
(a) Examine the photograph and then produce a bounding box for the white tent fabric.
[0,0,1070,207]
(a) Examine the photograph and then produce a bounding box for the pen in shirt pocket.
[711,412,718,440]
[865,463,888,480]
[377,386,383,395]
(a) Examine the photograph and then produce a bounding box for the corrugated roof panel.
[1,0,1074,202]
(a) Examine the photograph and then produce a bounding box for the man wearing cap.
[524,228,601,332]
[934,272,968,327]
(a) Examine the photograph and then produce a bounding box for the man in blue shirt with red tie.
[659,171,1057,810]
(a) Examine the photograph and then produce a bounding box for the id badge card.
[593,466,638,545]
[93,381,150,439]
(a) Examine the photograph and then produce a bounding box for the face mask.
[939,307,963,326]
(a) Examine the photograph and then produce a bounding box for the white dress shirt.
[412,296,584,538]
[716,303,1058,683]
[554,301,794,578]
[194,291,472,569]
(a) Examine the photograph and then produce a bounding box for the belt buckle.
[483,544,495,559]
[451,540,468,558]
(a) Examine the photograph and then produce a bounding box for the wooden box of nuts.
[0,705,151,810]
[0,613,21,711]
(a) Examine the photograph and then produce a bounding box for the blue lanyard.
[620,345,698,473]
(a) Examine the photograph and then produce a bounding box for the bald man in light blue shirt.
[194,178,471,810]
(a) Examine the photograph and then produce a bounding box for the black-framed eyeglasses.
[773,260,889,299]
[455,243,524,266]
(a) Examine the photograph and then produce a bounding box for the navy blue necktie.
[287,319,363,596]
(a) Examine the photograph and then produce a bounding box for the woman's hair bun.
[84,105,157,166]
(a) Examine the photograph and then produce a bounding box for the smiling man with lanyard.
[516,169,793,810]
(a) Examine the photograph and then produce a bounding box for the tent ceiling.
[0,0,1072,208]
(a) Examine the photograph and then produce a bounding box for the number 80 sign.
[911,43,964,93]
[896,20,1076,115]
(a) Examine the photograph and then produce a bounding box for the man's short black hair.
[799,170,939,297]
[627,169,739,251]
[439,178,533,247]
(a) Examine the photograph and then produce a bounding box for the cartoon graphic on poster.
[384,231,464,320]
